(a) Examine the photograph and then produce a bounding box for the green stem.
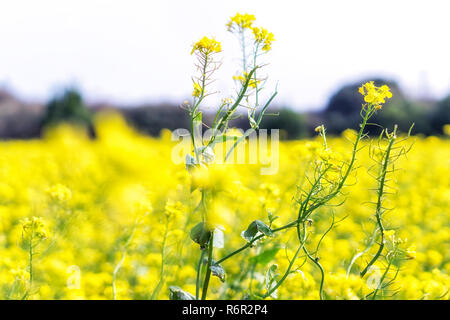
[112,221,137,300]
[216,219,301,264]
[190,54,209,162]
[296,106,372,220]
[201,234,214,300]
[304,246,325,300]
[215,67,257,134]
[151,215,169,299]
[371,254,394,300]
[112,252,126,300]
[195,250,205,299]
[263,241,305,298]
[338,108,370,189]
[360,131,396,277]
[29,232,33,290]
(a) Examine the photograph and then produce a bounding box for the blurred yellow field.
[0,113,448,300]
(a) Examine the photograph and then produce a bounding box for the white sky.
[0,0,449,110]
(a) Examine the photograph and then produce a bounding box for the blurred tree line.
[0,78,449,140]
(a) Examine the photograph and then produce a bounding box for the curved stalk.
[360,129,396,277]
[304,246,325,300]
[263,242,304,298]
[195,250,205,299]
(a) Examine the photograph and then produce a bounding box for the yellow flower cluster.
[314,125,324,133]
[232,72,260,89]
[358,81,393,108]
[164,199,184,218]
[11,268,28,281]
[384,229,395,240]
[46,184,72,202]
[252,27,275,51]
[406,245,417,260]
[0,113,447,300]
[226,12,256,31]
[227,12,275,52]
[192,82,202,97]
[21,216,48,240]
[222,98,233,105]
[191,36,221,55]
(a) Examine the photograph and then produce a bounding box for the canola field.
[0,113,448,300]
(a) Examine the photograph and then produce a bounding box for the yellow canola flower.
[358,81,393,107]
[164,199,184,218]
[191,166,211,190]
[233,72,260,89]
[384,230,395,238]
[11,268,28,281]
[406,245,417,260]
[192,82,202,97]
[226,12,256,31]
[252,26,275,51]
[384,229,396,243]
[21,216,48,240]
[46,184,72,202]
[222,98,233,105]
[191,36,221,55]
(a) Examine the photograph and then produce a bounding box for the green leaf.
[168,286,195,300]
[210,263,226,282]
[241,220,273,242]
[256,89,278,125]
[250,247,280,266]
[190,222,212,249]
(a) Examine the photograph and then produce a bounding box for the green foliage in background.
[259,108,308,139]
[431,95,450,134]
[42,88,94,135]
